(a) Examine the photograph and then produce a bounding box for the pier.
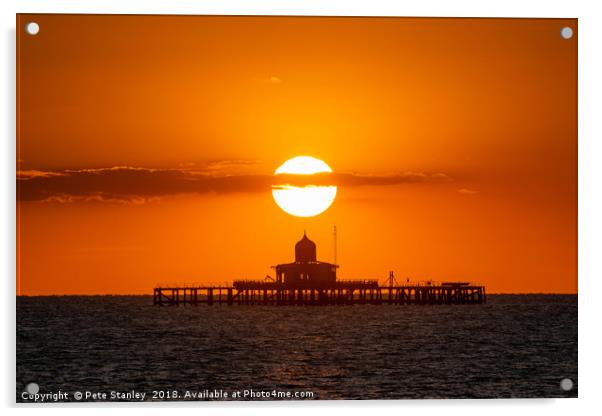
[153,282,486,306]
[153,233,486,306]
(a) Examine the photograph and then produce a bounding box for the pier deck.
[153,283,486,306]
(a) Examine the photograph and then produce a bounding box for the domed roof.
[295,232,316,249]
[295,232,317,262]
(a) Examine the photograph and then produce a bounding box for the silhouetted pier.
[153,233,486,306]
[153,282,486,306]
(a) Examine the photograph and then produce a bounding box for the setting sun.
[272,156,337,217]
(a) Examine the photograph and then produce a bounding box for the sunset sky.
[17,15,577,294]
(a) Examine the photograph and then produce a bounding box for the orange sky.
[17,15,577,294]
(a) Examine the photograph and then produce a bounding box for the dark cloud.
[17,167,271,203]
[272,172,450,188]
[17,166,451,203]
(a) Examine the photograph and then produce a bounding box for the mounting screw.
[25,382,39,394]
[25,22,40,36]
[560,378,574,391]
[560,27,573,39]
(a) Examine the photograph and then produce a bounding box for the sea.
[16,295,577,401]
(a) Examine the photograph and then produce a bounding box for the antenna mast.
[333,225,337,266]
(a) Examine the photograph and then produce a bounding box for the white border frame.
[3,1,601,415]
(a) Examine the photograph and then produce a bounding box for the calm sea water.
[16,295,577,401]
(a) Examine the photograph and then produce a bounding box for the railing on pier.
[153,283,486,306]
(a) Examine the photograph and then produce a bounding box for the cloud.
[257,75,283,84]
[17,170,66,179]
[199,159,263,173]
[40,193,161,205]
[457,188,478,195]
[17,166,451,203]
[17,167,271,203]
[272,172,450,188]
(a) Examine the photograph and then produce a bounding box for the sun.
[272,156,337,217]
